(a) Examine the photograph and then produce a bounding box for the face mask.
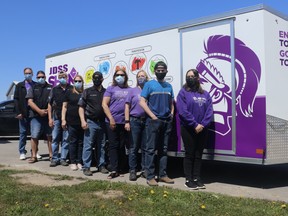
[37,78,45,84]
[74,82,83,90]
[115,75,125,85]
[24,74,33,81]
[137,77,146,86]
[93,79,102,87]
[186,77,199,90]
[59,78,67,85]
[155,72,166,80]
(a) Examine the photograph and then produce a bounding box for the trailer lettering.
[280,50,288,57]
[279,31,288,39]
[49,64,68,75]
[280,59,288,66]
[279,39,288,47]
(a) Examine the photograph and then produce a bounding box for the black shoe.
[129,171,137,181]
[60,160,69,166]
[194,179,206,189]
[83,168,93,176]
[50,160,58,167]
[99,166,109,174]
[184,180,198,190]
[140,171,147,179]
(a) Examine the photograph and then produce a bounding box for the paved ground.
[1,139,288,203]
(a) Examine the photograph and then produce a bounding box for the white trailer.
[45,4,288,165]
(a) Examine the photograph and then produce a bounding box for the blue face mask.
[59,78,67,85]
[24,74,33,81]
[74,82,83,90]
[37,78,45,84]
[137,77,146,86]
[115,75,125,85]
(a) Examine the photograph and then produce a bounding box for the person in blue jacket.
[177,69,213,190]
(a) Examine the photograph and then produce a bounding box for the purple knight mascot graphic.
[196,35,261,137]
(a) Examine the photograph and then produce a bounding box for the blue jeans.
[145,118,173,180]
[82,120,106,169]
[68,124,84,164]
[30,117,52,139]
[128,117,146,172]
[51,119,69,161]
[18,117,31,154]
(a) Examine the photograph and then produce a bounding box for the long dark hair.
[183,69,204,93]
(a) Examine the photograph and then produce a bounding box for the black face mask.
[93,79,102,87]
[155,72,167,80]
[186,77,199,91]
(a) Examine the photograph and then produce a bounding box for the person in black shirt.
[26,71,52,163]
[48,71,73,167]
[79,71,108,176]
[14,67,36,160]
[61,74,84,171]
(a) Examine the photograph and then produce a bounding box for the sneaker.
[36,153,42,159]
[147,178,158,186]
[194,179,206,189]
[159,176,174,184]
[70,164,78,171]
[99,166,109,174]
[185,180,198,190]
[77,163,83,170]
[50,160,58,167]
[129,171,137,181]
[60,160,69,166]
[19,153,26,160]
[83,168,93,176]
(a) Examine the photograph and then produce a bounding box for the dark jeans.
[68,125,84,164]
[181,126,208,181]
[106,123,128,172]
[18,117,31,154]
[145,118,172,180]
[128,117,146,172]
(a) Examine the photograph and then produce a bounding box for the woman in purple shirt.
[124,70,149,181]
[102,68,130,179]
[176,69,213,190]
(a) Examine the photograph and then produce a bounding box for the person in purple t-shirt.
[102,68,130,179]
[176,69,213,190]
[124,70,148,181]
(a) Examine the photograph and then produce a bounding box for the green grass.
[0,169,287,216]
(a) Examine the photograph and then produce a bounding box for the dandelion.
[163,194,168,198]
[200,204,206,209]
[44,204,49,208]
[150,189,155,194]
[128,197,133,201]
[281,204,286,208]
[164,190,169,194]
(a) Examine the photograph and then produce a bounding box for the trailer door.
[179,18,237,156]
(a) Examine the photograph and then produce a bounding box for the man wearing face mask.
[48,71,73,167]
[26,71,52,163]
[14,67,36,160]
[78,71,108,176]
[140,61,175,186]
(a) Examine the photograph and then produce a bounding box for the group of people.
[14,61,213,189]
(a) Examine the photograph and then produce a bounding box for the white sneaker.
[70,164,78,171]
[77,163,83,170]
[36,153,42,159]
[19,153,26,160]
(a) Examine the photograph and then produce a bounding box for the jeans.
[68,124,84,164]
[30,117,52,139]
[82,120,106,169]
[181,126,208,181]
[128,117,146,172]
[106,123,128,172]
[145,118,172,180]
[18,117,31,154]
[51,119,69,162]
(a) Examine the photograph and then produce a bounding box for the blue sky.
[0,0,287,101]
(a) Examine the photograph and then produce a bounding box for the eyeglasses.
[37,76,45,79]
[116,74,125,77]
[74,80,82,83]
[155,69,167,73]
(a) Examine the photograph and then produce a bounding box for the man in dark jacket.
[14,67,36,160]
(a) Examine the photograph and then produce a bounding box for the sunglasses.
[116,74,125,77]
[37,76,45,79]
[74,80,82,83]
